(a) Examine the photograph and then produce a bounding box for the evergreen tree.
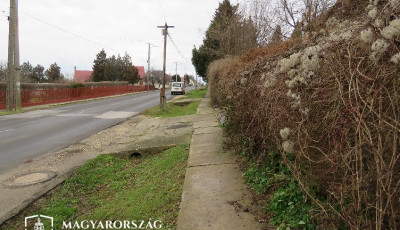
[184,74,190,85]
[122,52,139,84]
[92,49,107,82]
[104,55,118,81]
[20,62,34,83]
[172,74,181,82]
[45,63,63,83]
[32,64,45,83]
[192,0,257,82]
[92,50,139,84]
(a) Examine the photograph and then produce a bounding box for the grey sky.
[0,0,229,79]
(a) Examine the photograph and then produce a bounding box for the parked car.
[171,82,185,95]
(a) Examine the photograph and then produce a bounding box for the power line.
[156,0,167,22]
[20,12,119,52]
[4,8,144,47]
[167,33,191,64]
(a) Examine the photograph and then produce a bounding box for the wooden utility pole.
[6,0,21,111]
[14,0,21,110]
[157,23,174,110]
[174,62,178,82]
[147,43,151,92]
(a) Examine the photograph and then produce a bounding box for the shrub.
[71,83,85,88]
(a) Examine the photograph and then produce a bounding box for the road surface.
[0,88,192,174]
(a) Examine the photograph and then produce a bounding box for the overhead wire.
[167,33,191,65]
[156,0,167,23]
[20,11,120,53]
[155,1,194,73]
[2,8,146,50]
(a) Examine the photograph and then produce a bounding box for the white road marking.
[0,129,14,134]
[95,111,137,119]
[58,113,94,117]
[11,110,65,118]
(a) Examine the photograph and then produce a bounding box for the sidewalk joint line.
[187,162,236,168]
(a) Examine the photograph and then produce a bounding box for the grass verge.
[0,144,189,230]
[142,101,200,118]
[0,110,23,116]
[178,88,208,100]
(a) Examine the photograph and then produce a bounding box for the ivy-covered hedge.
[209,2,400,229]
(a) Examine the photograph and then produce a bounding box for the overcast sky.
[0,0,236,79]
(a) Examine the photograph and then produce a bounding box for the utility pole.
[6,0,20,111]
[174,62,178,82]
[157,23,174,110]
[147,43,151,92]
[196,73,198,89]
[14,0,21,110]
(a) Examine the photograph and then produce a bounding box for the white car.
[171,82,185,95]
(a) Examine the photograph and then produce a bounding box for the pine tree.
[92,49,107,82]
[45,63,62,83]
[192,0,257,82]
[20,62,34,83]
[32,65,45,83]
[122,52,139,84]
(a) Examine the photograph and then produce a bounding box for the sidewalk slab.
[177,94,262,230]
[178,164,259,230]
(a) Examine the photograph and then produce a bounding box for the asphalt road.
[0,88,193,174]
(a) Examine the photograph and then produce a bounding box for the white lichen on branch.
[381,19,400,40]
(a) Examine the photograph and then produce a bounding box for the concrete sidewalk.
[177,94,262,230]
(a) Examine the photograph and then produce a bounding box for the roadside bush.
[210,1,400,229]
[71,83,85,88]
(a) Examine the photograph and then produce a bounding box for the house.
[136,66,146,79]
[73,67,93,83]
[136,66,149,85]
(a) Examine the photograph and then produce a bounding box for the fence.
[0,85,154,110]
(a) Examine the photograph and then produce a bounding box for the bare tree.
[239,0,282,45]
[151,69,163,88]
[239,0,337,43]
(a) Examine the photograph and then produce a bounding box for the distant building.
[73,66,146,84]
[73,67,93,83]
[136,66,146,79]
[136,66,148,85]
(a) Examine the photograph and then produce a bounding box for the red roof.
[74,70,93,83]
[136,66,146,79]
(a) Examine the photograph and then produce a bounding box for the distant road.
[0,87,194,174]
